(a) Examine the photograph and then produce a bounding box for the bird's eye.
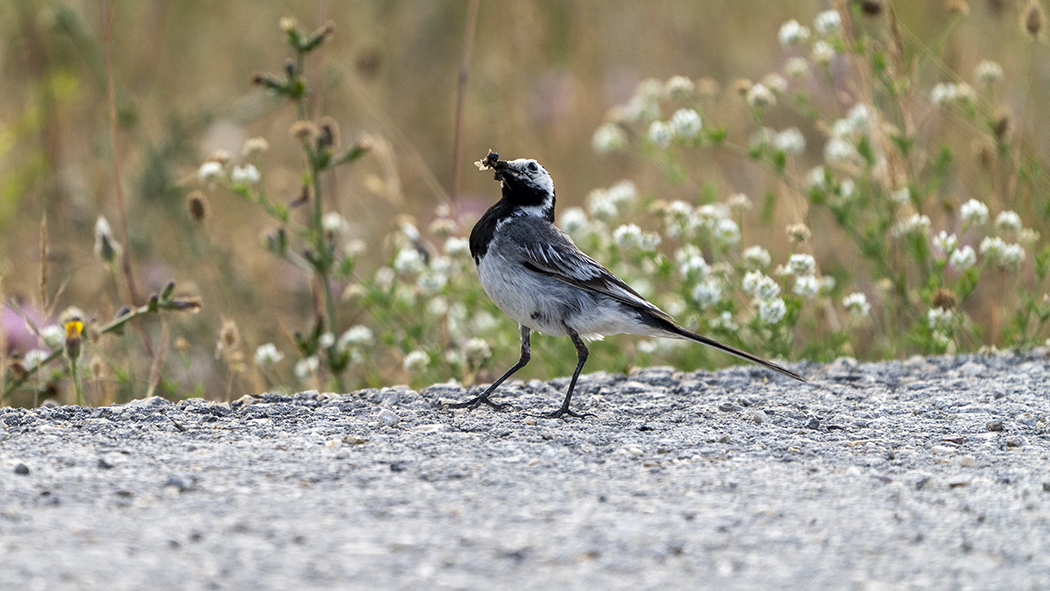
[527,162,538,172]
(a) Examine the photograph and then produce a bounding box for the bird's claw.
[531,407,595,420]
[445,395,513,412]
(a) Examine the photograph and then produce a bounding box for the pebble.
[806,418,821,430]
[1004,436,1025,448]
[986,420,1004,432]
[959,455,977,467]
[931,445,955,455]
[718,402,736,412]
[752,410,769,425]
[941,435,965,445]
[378,408,400,427]
[14,463,29,475]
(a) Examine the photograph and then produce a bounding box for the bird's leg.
[541,328,595,419]
[446,325,531,411]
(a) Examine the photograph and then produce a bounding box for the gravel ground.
[2,352,1049,590]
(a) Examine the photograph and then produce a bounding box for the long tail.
[643,313,807,382]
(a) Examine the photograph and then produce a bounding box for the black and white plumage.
[448,154,806,418]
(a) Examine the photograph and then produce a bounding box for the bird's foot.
[445,394,512,412]
[533,406,595,420]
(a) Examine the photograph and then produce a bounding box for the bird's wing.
[514,225,674,322]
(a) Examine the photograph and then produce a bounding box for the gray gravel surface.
[2,352,1049,590]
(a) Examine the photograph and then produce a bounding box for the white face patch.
[505,158,555,197]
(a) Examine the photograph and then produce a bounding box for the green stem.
[69,357,83,406]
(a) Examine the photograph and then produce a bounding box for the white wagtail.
[447,152,806,418]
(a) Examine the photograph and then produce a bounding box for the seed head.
[186,191,209,222]
[1025,0,1044,36]
[290,120,320,143]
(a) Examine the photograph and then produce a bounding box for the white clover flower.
[846,103,871,133]
[691,279,723,310]
[648,120,673,148]
[622,93,660,123]
[613,224,644,249]
[746,83,776,109]
[773,127,806,154]
[592,123,629,154]
[417,270,448,294]
[714,218,741,246]
[743,271,781,300]
[463,338,492,366]
[975,60,1003,84]
[805,166,828,190]
[444,236,470,257]
[931,83,956,106]
[998,243,1026,269]
[670,108,702,139]
[824,137,859,167]
[712,310,739,331]
[607,180,637,205]
[979,235,1005,257]
[820,276,836,292]
[231,164,261,185]
[664,75,695,99]
[949,244,976,270]
[198,161,224,183]
[675,245,710,279]
[960,199,989,226]
[758,298,787,325]
[294,356,319,382]
[588,189,619,220]
[23,349,50,371]
[843,292,871,317]
[995,210,1023,234]
[932,83,975,107]
[393,248,425,274]
[793,274,820,298]
[403,350,430,372]
[40,325,64,350]
[559,207,589,235]
[254,343,284,367]
[933,231,958,257]
[762,73,789,95]
[742,245,772,269]
[728,193,753,211]
[812,40,835,64]
[838,179,856,202]
[814,10,842,36]
[318,332,335,349]
[890,187,911,205]
[785,57,810,79]
[787,253,817,276]
[927,307,954,331]
[322,212,348,234]
[778,19,811,47]
[893,213,932,237]
[339,325,374,350]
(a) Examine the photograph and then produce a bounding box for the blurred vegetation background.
[1,0,1048,406]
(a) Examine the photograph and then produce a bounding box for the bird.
[447,152,806,418]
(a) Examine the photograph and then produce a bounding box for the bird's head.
[479,154,555,220]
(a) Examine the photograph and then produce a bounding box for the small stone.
[1004,435,1025,448]
[717,434,730,444]
[941,435,965,445]
[805,417,821,430]
[986,420,1004,432]
[1042,482,1050,493]
[342,435,367,445]
[752,410,769,424]
[916,476,932,490]
[718,402,736,412]
[959,455,977,467]
[787,446,801,453]
[931,445,954,455]
[378,408,400,427]
[97,459,114,470]
[325,439,342,450]
[164,476,189,492]
[947,476,972,488]
[14,463,29,476]
[958,361,985,377]
[625,446,644,456]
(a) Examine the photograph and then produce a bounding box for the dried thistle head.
[173,337,190,354]
[787,223,812,244]
[1025,0,1044,36]
[318,116,340,149]
[219,319,240,350]
[932,287,958,310]
[94,216,122,264]
[186,191,209,222]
